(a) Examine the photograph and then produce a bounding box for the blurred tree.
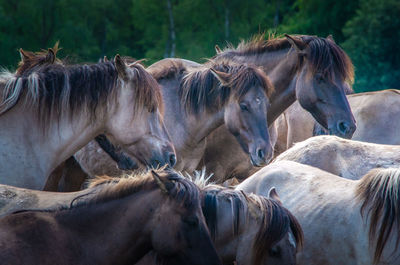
[342,0,400,92]
[279,0,359,43]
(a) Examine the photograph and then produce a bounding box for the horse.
[276,89,400,153]
[134,170,303,265]
[0,48,174,190]
[72,58,275,180]
[0,170,222,265]
[237,160,400,265]
[0,169,303,265]
[199,33,356,182]
[274,135,400,180]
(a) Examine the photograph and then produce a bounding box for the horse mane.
[83,169,199,210]
[356,167,400,265]
[218,33,354,86]
[16,42,62,76]
[193,170,303,265]
[147,58,186,81]
[180,60,274,114]
[0,56,162,128]
[245,193,304,265]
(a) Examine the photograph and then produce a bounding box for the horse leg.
[58,157,89,192]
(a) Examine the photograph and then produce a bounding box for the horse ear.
[46,48,56,63]
[215,44,222,54]
[114,54,129,80]
[268,187,283,205]
[151,170,169,194]
[326,34,335,43]
[19,48,30,62]
[284,34,307,55]
[127,59,147,67]
[103,56,109,62]
[210,68,230,86]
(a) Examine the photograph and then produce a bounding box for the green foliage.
[342,0,400,92]
[0,0,397,93]
[279,0,359,43]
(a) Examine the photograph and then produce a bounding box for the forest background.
[0,0,398,92]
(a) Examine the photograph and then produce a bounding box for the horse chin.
[250,155,269,167]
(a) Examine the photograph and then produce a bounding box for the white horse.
[237,160,400,265]
[0,49,173,190]
[274,135,400,180]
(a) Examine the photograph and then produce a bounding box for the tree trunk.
[274,0,281,28]
[166,0,176,57]
[225,6,230,40]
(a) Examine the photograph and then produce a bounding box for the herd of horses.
[0,33,398,265]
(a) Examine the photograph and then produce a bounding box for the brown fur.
[147,58,186,81]
[85,169,199,210]
[180,60,274,114]
[0,52,163,129]
[219,33,354,85]
[202,184,303,265]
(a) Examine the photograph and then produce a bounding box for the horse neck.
[0,101,105,188]
[162,79,225,167]
[55,190,158,264]
[217,49,299,124]
[211,192,248,263]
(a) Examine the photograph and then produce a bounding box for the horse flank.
[356,168,400,264]
[0,54,163,129]
[180,60,274,114]
[217,33,354,86]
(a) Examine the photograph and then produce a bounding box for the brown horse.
[0,169,302,265]
[276,89,400,153]
[199,34,355,182]
[135,170,304,265]
[0,48,173,190]
[238,161,400,265]
[0,170,221,265]
[73,59,275,179]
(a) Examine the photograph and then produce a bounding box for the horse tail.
[356,167,400,264]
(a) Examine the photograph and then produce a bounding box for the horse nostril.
[257,148,265,160]
[168,153,176,167]
[337,121,350,135]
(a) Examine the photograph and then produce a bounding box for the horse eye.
[183,216,199,227]
[269,246,282,258]
[240,103,249,112]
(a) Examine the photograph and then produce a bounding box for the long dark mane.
[0,52,162,129]
[201,184,303,265]
[180,60,274,114]
[217,33,354,86]
[356,168,400,265]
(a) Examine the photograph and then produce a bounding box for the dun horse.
[73,59,275,181]
[0,47,174,189]
[275,89,400,153]
[136,171,303,265]
[0,170,221,265]
[275,135,400,180]
[200,34,355,181]
[237,161,400,265]
[0,169,302,265]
